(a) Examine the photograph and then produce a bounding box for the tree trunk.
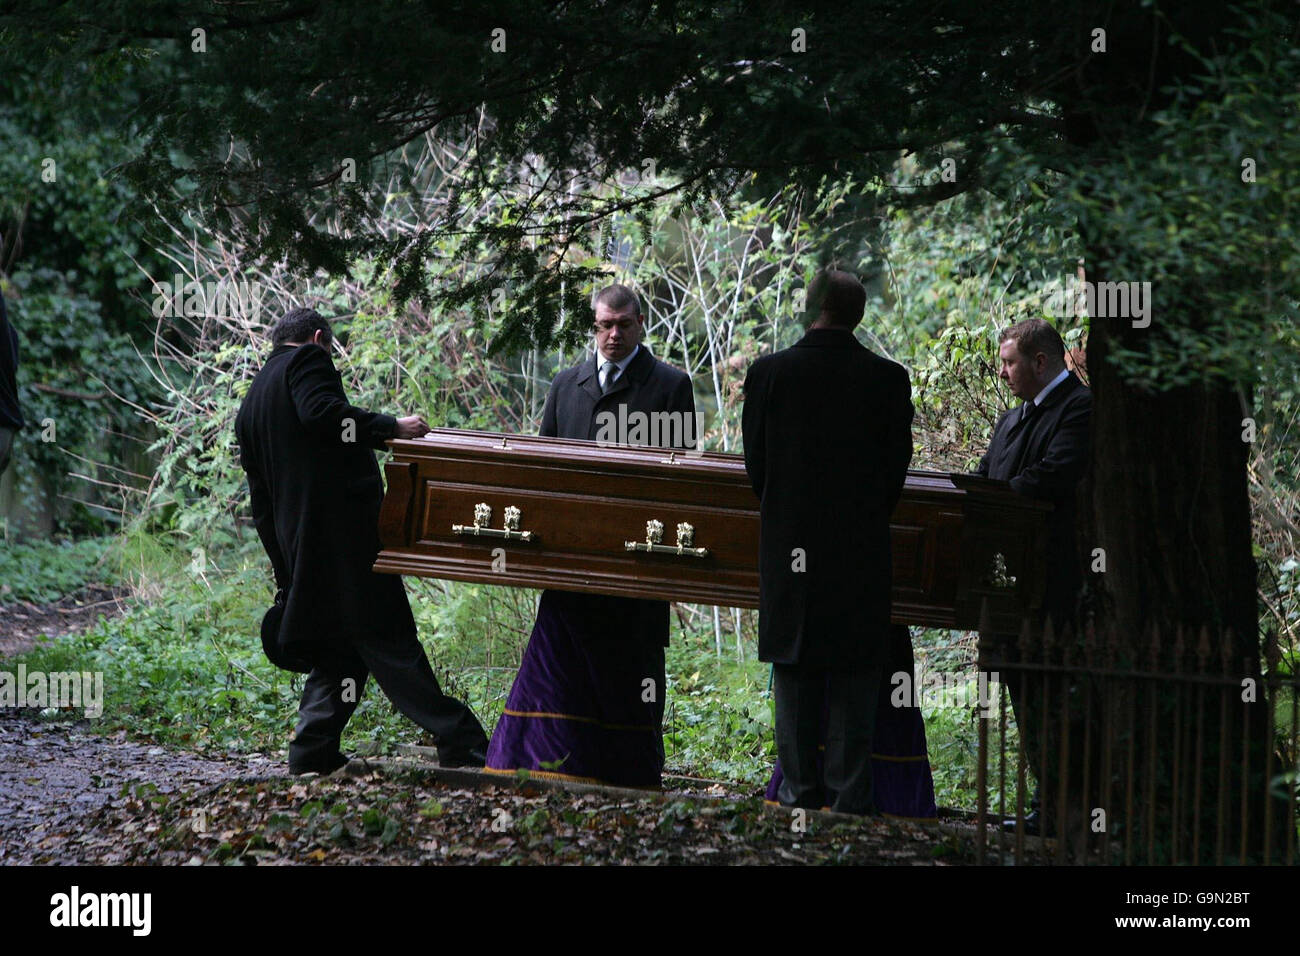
[1070,288,1282,861]
[1083,313,1257,652]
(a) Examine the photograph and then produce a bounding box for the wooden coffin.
[374,428,1052,631]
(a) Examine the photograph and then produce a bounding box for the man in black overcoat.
[484,283,695,786]
[540,279,696,689]
[742,270,914,814]
[0,293,23,476]
[976,318,1091,833]
[540,294,696,444]
[234,307,488,774]
[977,319,1091,627]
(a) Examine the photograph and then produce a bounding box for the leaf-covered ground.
[0,709,284,864]
[0,710,977,865]
[0,581,981,865]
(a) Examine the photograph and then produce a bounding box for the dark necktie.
[601,360,620,394]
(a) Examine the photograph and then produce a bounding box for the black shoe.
[1003,810,1042,836]
[289,752,349,776]
[438,746,487,769]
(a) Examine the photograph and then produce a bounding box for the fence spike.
[1264,628,1280,673]
[1036,615,1052,661]
[1196,625,1212,674]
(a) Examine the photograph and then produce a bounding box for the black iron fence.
[973,616,1298,865]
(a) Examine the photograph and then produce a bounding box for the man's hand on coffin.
[394,415,432,439]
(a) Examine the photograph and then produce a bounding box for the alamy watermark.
[0,664,104,718]
[49,886,150,935]
[594,407,705,457]
[151,273,265,319]
[890,664,1000,718]
[1044,276,1151,328]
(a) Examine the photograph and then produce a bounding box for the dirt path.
[0,586,287,863]
[0,589,976,865]
[0,716,967,865]
[0,709,285,864]
[0,704,974,864]
[0,584,127,658]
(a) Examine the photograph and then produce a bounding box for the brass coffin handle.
[985,552,1017,589]
[452,502,536,542]
[625,519,709,558]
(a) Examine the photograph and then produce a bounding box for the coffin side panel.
[373,433,1051,628]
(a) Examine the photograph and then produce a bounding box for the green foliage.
[144,347,250,544]
[663,651,774,785]
[0,535,114,604]
[0,60,156,296]
[10,529,432,759]
[0,57,169,536]
[407,578,535,733]
[0,0,1082,350]
[1049,10,1300,390]
[2,270,155,534]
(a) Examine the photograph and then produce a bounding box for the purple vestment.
[765,627,938,819]
[486,589,666,788]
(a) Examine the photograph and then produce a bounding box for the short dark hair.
[270,307,333,347]
[593,283,641,317]
[806,270,866,328]
[999,319,1065,365]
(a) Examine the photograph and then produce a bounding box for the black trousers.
[288,623,487,774]
[988,633,1096,830]
[0,426,14,475]
[772,661,882,815]
[991,643,1049,800]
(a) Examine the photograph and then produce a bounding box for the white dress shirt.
[1034,366,1071,406]
[598,344,640,390]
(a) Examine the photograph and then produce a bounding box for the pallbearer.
[235,308,489,774]
[743,270,925,815]
[485,284,696,787]
[977,318,1092,835]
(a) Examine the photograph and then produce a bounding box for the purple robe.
[485,589,666,788]
[765,626,938,819]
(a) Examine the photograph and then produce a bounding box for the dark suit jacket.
[977,372,1092,625]
[234,342,410,669]
[540,344,696,646]
[742,328,914,667]
[0,295,22,431]
[540,344,696,443]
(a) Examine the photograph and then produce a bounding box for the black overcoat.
[742,328,914,667]
[0,295,22,431]
[540,344,696,442]
[976,372,1092,624]
[539,344,696,647]
[234,343,408,668]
